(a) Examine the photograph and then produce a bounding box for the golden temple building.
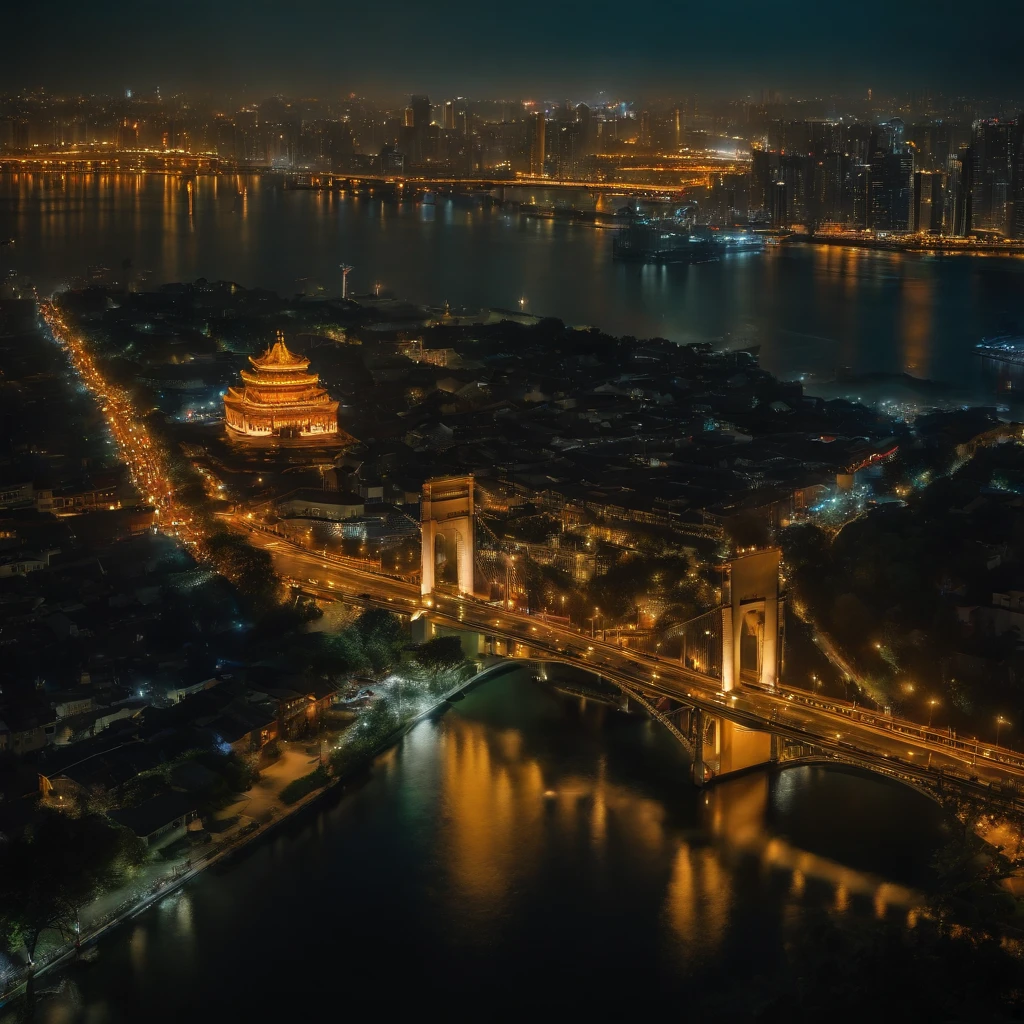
[224,333,344,440]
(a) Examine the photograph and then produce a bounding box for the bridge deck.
[242,524,1024,814]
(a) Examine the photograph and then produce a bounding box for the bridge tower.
[420,475,478,598]
[721,548,783,692]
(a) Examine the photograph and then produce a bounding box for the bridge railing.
[513,612,1024,776]
[614,682,694,759]
[766,683,1024,772]
[778,750,1024,812]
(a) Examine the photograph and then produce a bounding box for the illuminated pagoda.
[224,333,344,440]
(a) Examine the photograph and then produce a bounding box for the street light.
[927,698,939,730]
[996,715,1010,748]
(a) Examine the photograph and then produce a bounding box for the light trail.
[40,301,203,550]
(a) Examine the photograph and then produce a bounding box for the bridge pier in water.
[688,709,777,786]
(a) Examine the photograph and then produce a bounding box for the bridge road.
[244,526,1024,800]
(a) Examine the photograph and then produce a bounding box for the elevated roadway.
[243,524,1024,809]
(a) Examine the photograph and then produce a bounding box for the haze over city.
[6,0,1024,96]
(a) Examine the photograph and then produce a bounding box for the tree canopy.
[0,810,146,963]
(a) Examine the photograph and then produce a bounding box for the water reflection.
[704,772,916,913]
[432,675,939,968]
[899,273,935,376]
[3,173,1023,398]
[2,671,948,1022]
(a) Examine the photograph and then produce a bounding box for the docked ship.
[613,224,716,264]
[612,221,763,265]
[975,335,1024,364]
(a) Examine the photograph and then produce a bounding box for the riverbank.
[0,659,510,1012]
[7,666,998,1023]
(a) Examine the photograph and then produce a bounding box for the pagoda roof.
[250,339,310,372]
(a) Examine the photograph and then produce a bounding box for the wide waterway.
[7,667,949,1020]
[2,172,1023,404]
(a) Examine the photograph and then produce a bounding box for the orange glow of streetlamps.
[996,716,1011,747]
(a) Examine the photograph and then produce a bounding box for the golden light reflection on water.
[440,721,545,913]
[899,273,936,376]
[665,843,733,956]
[129,923,146,974]
[704,774,917,916]
[437,702,921,965]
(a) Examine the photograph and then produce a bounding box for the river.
[1,172,1023,402]
[6,667,949,1021]
[0,171,979,1019]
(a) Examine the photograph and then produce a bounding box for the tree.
[415,635,466,675]
[0,810,146,964]
[354,608,406,678]
[205,532,278,613]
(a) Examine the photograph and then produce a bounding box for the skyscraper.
[869,149,914,231]
[945,148,973,237]
[453,99,468,136]
[770,180,788,227]
[639,110,652,149]
[575,103,593,155]
[410,94,431,163]
[552,122,583,178]
[969,119,1015,234]
[530,110,546,176]
[411,95,431,131]
[1013,122,1024,239]
[912,171,944,232]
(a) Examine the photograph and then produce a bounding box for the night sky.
[6,0,1023,97]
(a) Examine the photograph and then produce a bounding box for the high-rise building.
[453,99,468,136]
[552,122,581,178]
[853,164,871,228]
[945,148,973,236]
[750,148,780,213]
[812,151,848,224]
[707,172,750,224]
[969,119,1015,234]
[1013,122,1024,239]
[879,117,906,154]
[443,100,455,131]
[411,95,431,130]
[575,103,593,155]
[770,180,788,226]
[780,154,813,224]
[639,110,652,149]
[912,171,944,233]
[530,110,546,176]
[410,94,431,163]
[869,149,914,230]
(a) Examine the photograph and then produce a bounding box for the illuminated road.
[40,302,206,549]
[45,290,1024,808]
[241,524,1024,805]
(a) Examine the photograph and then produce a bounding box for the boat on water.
[613,223,717,264]
[975,335,1024,363]
[612,222,763,265]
